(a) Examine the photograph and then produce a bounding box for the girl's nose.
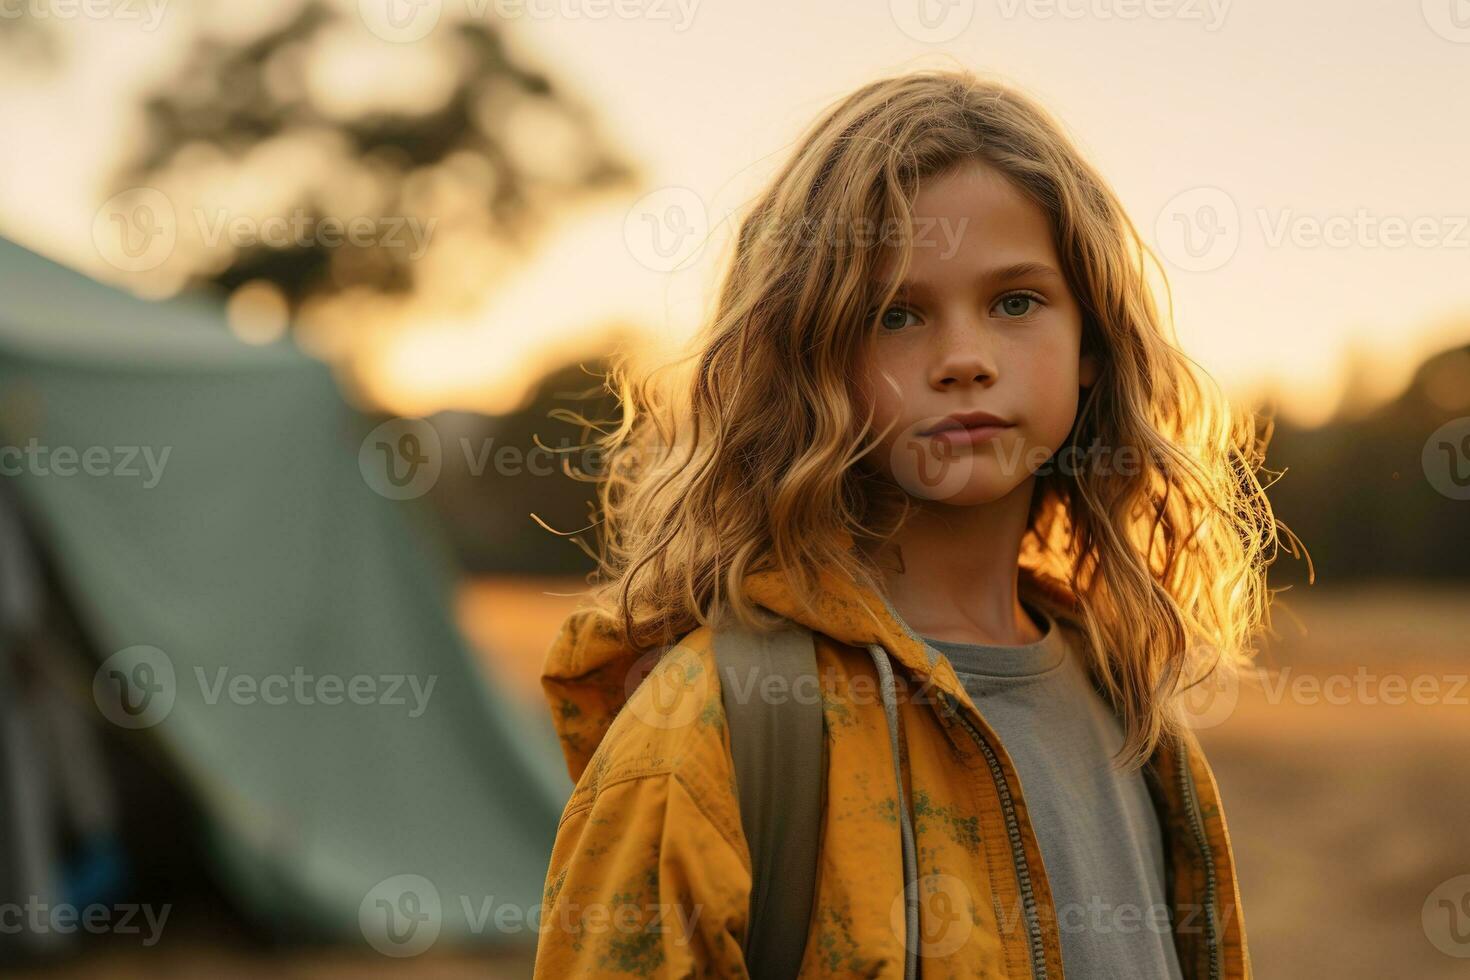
[933,327,997,389]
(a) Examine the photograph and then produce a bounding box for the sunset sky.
[2,0,1467,426]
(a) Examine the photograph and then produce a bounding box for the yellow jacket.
[534,548,1250,978]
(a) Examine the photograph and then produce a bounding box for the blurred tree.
[107,0,638,317]
[1262,337,1470,585]
[428,349,624,575]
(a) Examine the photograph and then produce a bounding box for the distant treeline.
[1258,341,1470,587]
[424,342,1470,585]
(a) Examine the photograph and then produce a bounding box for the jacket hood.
[539,527,1084,782]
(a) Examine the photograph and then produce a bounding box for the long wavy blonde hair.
[552,68,1302,769]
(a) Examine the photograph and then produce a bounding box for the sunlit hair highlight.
[553,67,1302,770]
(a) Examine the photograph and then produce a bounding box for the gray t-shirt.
[921,601,1184,980]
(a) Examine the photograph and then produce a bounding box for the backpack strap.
[714,623,826,979]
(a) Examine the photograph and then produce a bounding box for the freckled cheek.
[1014,324,1082,389]
[1012,380,1081,453]
[999,335,1078,437]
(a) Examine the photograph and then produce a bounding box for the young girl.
[534,68,1282,978]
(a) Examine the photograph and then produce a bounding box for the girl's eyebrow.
[877,261,1064,293]
[987,261,1064,284]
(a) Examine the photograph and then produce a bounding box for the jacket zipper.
[885,586,1222,980]
[875,592,1048,979]
[950,697,1048,980]
[1176,741,1222,980]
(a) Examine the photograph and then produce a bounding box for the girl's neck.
[864,485,1042,647]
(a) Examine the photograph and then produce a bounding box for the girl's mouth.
[926,423,1013,447]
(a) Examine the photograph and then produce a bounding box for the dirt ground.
[12,579,1468,978]
[1196,584,1470,978]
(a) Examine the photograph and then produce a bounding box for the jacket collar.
[540,524,1087,782]
[742,526,1086,715]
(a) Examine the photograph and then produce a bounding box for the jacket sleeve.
[533,769,753,978]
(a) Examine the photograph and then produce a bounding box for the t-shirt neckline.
[920,600,1069,679]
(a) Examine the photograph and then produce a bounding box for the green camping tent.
[0,235,571,951]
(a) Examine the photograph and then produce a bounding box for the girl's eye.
[994,292,1044,318]
[874,306,917,332]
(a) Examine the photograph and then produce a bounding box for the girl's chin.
[916,483,1027,508]
[889,467,1031,507]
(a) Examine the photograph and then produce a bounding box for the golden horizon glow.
[2,0,1468,427]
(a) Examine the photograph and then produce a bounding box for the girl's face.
[855,159,1098,507]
